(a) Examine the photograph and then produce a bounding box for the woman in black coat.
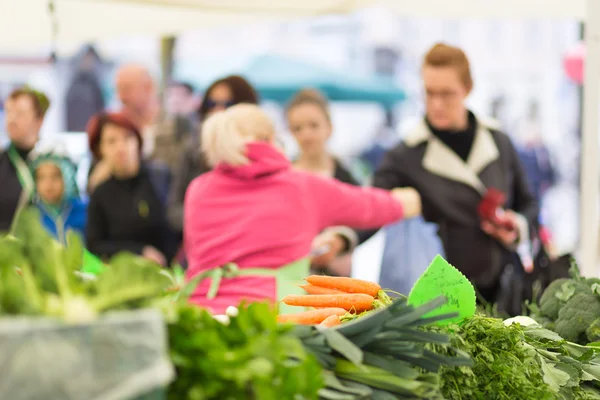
[85,112,177,266]
[373,44,537,303]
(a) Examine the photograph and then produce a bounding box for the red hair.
[423,43,473,91]
[86,112,142,160]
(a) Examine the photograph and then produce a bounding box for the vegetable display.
[295,296,473,399]
[282,275,395,324]
[166,302,323,400]
[0,208,171,321]
[7,210,600,399]
[530,268,600,345]
[429,315,600,399]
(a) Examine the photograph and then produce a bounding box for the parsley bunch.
[430,316,555,400]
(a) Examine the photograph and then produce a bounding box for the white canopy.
[0,0,597,274]
[0,0,588,53]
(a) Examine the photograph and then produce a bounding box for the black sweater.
[86,167,177,262]
[426,111,477,161]
[0,146,31,232]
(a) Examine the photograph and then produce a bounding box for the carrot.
[277,307,347,324]
[319,315,341,327]
[306,275,381,297]
[299,284,347,295]
[282,294,375,312]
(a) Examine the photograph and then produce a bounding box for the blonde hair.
[423,43,473,91]
[201,104,275,167]
[286,88,331,123]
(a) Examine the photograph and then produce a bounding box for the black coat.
[86,163,178,262]
[373,116,538,288]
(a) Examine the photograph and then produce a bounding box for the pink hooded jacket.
[184,142,403,314]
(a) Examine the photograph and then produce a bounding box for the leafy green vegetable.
[430,315,600,400]
[429,316,556,400]
[0,208,172,322]
[166,302,323,400]
[296,296,471,399]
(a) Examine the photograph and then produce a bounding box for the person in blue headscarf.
[30,152,87,243]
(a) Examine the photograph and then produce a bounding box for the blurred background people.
[514,101,556,206]
[167,75,259,237]
[65,46,106,132]
[165,81,200,129]
[0,87,49,232]
[31,152,87,242]
[85,112,177,266]
[285,88,361,276]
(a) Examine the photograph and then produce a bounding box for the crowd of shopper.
[0,43,555,314]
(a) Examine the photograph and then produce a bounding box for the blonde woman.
[183,104,421,314]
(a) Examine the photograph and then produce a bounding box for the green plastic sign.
[407,255,476,325]
[81,250,105,275]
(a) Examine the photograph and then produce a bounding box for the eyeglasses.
[205,99,235,110]
[424,89,461,103]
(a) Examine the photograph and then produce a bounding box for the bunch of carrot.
[277,275,393,327]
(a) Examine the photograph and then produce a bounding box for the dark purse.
[496,240,571,316]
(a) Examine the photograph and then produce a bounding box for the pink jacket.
[184,142,403,314]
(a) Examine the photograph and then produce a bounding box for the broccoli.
[586,318,600,343]
[539,279,571,319]
[555,293,600,344]
[539,279,592,319]
[585,278,600,287]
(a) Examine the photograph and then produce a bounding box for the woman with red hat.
[85,112,177,266]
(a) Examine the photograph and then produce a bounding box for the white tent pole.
[579,0,600,277]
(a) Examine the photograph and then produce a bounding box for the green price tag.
[407,255,476,325]
[81,250,105,275]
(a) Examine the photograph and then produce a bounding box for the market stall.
[1,0,597,276]
[4,210,600,399]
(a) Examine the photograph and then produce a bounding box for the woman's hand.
[481,210,520,247]
[142,246,167,266]
[310,232,346,268]
[391,187,422,219]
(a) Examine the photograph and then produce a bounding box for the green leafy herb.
[166,302,323,400]
[429,316,555,400]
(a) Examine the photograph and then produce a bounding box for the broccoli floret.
[585,278,600,287]
[586,318,600,343]
[555,293,600,343]
[539,279,592,319]
[539,279,571,319]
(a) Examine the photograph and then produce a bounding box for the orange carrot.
[277,307,347,324]
[282,294,375,312]
[319,315,341,327]
[299,284,347,295]
[306,275,381,297]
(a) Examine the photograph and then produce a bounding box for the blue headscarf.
[30,152,80,202]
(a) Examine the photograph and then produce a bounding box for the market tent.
[240,54,405,106]
[0,0,588,54]
[0,0,371,54]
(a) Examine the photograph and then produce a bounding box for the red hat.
[86,111,142,159]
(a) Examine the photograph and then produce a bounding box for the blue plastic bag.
[378,217,444,295]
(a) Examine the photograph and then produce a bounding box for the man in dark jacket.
[374,43,537,303]
[0,88,49,232]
